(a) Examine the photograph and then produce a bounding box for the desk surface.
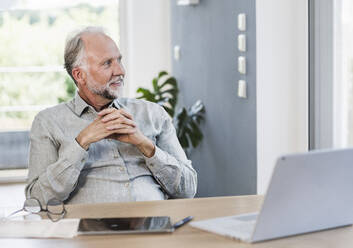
[1,195,353,248]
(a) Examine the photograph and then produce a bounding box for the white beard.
[86,74,124,100]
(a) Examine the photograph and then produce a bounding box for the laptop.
[190,148,353,242]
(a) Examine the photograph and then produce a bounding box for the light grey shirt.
[26,93,197,205]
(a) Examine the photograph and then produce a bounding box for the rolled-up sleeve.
[144,108,198,198]
[25,114,88,206]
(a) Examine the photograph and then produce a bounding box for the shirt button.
[120,167,125,172]
[114,154,119,158]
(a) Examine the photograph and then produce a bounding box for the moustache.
[108,75,124,87]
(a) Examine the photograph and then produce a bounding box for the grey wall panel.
[171,0,256,197]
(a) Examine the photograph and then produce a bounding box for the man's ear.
[72,67,86,87]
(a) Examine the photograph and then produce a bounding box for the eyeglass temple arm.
[3,208,24,219]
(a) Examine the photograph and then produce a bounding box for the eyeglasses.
[2,198,66,222]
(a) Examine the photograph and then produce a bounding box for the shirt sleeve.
[25,114,88,206]
[143,107,198,198]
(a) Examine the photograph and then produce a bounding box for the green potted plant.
[137,71,205,154]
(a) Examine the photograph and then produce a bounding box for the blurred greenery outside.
[0,3,119,131]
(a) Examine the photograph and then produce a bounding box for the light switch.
[177,0,199,5]
[238,13,246,31]
[174,45,180,61]
[238,34,246,52]
[238,56,246,74]
[238,80,247,98]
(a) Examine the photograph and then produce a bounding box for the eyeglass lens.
[23,198,41,213]
[47,198,65,215]
[46,198,66,222]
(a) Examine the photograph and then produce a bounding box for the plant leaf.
[189,121,203,147]
[158,71,168,78]
[136,71,178,118]
[168,98,177,109]
[163,106,174,117]
[179,131,189,148]
[152,78,159,92]
[175,101,205,150]
[137,88,156,102]
[160,77,178,90]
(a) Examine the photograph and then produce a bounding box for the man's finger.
[101,112,135,124]
[98,108,115,117]
[101,112,122,122]
[107,126,136,134]
[117,128,135,134]
[99,108,133,121]
[105,118,136,127]
[106,124,135,131]
[119,109,133,120]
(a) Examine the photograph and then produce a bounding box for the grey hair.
[64,26,107,85]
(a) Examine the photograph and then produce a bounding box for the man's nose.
[113,60,125,76]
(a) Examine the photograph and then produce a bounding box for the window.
[0,0,120,132]
[0,0,119,170]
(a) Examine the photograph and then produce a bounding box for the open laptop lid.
[251,148,353,242]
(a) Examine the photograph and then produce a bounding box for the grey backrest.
[0,131,29,169]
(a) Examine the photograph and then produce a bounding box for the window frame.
[0,169,27,183]
[309,0,335,149]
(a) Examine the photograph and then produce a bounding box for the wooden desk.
[1,195,352,247]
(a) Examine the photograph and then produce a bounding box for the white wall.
[256,0,309,194]
[119,0,171,98]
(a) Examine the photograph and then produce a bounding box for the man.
[25,27,197,205]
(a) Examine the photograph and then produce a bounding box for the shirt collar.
[73,93,122,116]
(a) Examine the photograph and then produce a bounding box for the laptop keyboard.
[190,213,258,242]
[232,213,258,222]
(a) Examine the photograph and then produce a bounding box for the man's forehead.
[81,33,120,59]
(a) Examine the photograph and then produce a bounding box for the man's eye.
[104,60,112,66]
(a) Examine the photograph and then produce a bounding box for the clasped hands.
[76,108,155,158]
